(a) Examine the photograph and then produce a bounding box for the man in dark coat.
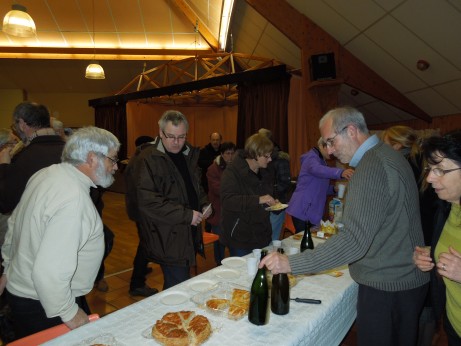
[125,110,211,290]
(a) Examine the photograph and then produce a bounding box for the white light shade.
[85,63,105,79]
[3,5,36,38]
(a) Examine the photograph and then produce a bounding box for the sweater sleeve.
[303,152,343,180]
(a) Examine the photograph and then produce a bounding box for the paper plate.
[214,268,240,280]
[265,203,288,212]
[221,257,246,268]
[160,291,189,305]
[188,279,217,292]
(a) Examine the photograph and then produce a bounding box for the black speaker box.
[310,53,336,81]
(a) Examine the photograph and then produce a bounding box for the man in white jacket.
[0,126,120,339]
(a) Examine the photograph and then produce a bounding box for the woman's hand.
[341,168,354,180]
[259,195,278,206]
[413,246,434,272]
[437,246,461,283]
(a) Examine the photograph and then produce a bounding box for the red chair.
[8,314,99,346]
[193,231,220,275]
[282,214,296,239]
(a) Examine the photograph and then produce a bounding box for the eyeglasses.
[262,153,272,159]
[104,155,119,166]
[162,130,187,142]
[424,166,461,177]
[325,125,349,148]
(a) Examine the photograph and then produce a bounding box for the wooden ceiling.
[0,0,459,125]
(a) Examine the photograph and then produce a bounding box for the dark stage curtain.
[94,103,128,160]
[237,75,291,150]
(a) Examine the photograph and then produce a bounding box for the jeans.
[229,247,252,257]
[270,211,286,240]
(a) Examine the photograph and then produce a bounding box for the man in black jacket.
[0,101,65,214]
[198,132,222,194]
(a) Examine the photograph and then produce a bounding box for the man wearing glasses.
[261,106,429,345]
[125,110,211,290]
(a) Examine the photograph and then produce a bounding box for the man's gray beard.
[94,158,115,188]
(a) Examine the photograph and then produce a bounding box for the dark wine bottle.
[271,248,289,315]
[300,221,314,252]
[248,249,270,325]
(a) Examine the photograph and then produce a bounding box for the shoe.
[129,285,159,297]
[95,279,109,292]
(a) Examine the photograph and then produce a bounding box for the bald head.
[210,132,222,150]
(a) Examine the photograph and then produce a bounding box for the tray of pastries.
[191,282,250,320]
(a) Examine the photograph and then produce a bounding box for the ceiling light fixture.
[2,4,36,38]
[218,0,235,51]
[416,59,430,71]
[85,0,105,79]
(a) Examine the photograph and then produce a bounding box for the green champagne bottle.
[300,221,314,252]
[248,249,269,325]
[271,248,289,315]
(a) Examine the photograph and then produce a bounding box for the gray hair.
[61,126,120,165]
[0,128,10,146]
[158,110,189,132]
[319,106,369,135]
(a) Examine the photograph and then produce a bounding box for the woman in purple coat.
[286,137,354,232]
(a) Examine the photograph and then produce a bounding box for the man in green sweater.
[261,106,429,345]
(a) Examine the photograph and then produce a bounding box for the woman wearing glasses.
[220,133,277,257]
[413,130,461,345]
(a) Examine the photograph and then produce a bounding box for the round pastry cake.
[152,311,211,346]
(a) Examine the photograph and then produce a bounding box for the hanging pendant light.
[85,62,105,79]
[3,4,36,38]
[85,0,105,79]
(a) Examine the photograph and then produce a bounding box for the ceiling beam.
[89,65,288,107]
[170,0,219,52]
[0,47,213,60]
[245,0,432,123]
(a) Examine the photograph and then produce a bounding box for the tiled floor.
[87,191,447,346]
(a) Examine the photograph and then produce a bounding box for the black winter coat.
[124,137,208,267]
[220,151,272,250]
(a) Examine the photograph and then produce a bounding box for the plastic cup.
[286,247,299,255]
[247,257,258,276]
[272,240,282,249]
[252,248,261,259]
[337,184,346,198]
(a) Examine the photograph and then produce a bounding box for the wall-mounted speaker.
[310,53,336,81]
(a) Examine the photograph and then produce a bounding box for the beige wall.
[28,92,108,128]
[0,89,108,129]
[0,89,24,128]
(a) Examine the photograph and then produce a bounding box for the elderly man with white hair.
[0,126,120,339]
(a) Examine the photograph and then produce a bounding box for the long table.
[44,236,358,346]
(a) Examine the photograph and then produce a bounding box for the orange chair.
[8,314,99,346]
[282,214,296,239]
[194,231,220,275]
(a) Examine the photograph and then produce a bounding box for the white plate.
[265,203,288,211]
[214,268,240,280]
[221,257,246,268]
[160,291,189,305]
[188,279,217,292]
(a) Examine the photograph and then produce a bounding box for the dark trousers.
[356,283,428,346]
[95,224,114,283]
[130,223,149,290]
[292,215,307,233]
[211,225,226,265]
[6,290,90,340]
[444,310,461,346]
[160,264,190,290]
[130,242,149,290]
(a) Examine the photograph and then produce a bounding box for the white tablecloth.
[44,237,358,346]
